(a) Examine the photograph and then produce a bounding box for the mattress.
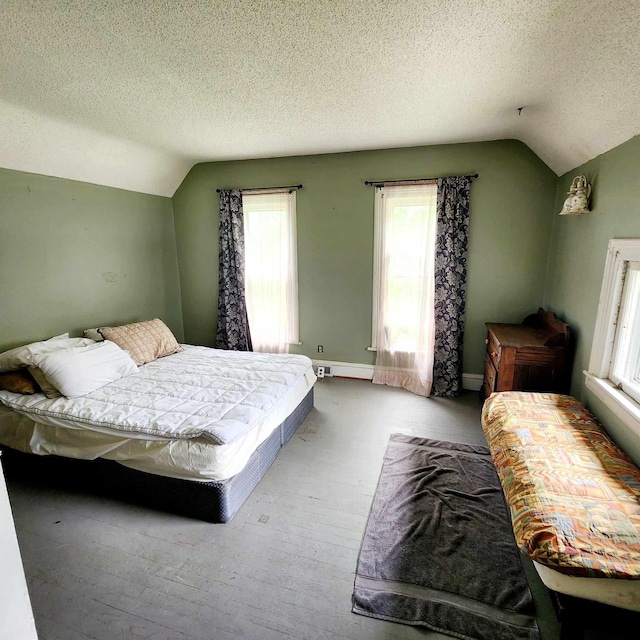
[0,345,312,444]
[0,346,316,482]
[482,391,640,580]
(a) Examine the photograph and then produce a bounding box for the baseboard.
[312,359,483,391]
[312,359,374,380]
[461,373,483,392]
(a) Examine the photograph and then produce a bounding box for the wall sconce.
[559,174,591,215]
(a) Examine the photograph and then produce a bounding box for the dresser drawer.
[486,331,501,368]
[483,353,498,399]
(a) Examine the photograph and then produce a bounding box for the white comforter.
[0,346,313,445]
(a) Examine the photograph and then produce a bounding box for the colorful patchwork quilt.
[482,391,640,579]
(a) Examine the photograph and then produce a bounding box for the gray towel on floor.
[352,433,540,640]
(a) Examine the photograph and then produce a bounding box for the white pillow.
[0,336,96,372]
[31,334,89,398]
[31,341,138,398]
[48,333,70,341]
[31,333,72,396]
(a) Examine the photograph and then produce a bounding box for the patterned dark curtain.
[215,190,253,351]
[432,176,472,396]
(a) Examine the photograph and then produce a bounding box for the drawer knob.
[492,351,498,358]
[485,338,489,345]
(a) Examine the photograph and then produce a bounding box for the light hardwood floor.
[5,378,616,640]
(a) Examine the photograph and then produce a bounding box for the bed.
[481,391,640,615]
[0,322,316,522]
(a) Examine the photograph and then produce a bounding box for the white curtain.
[243,190,299,353]
[372,183,438,396]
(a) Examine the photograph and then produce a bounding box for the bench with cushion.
[482,391,640,614]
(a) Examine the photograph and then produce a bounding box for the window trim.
[586,238,640,436]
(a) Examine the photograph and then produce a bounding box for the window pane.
[385,203,430,350]
[611,263,640,403]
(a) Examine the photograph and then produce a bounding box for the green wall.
[0,167,184,350]
[172,140,557,375]
[544,134,640,462]
[4,134,639,455]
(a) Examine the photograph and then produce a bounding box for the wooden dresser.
[482,308,570,400]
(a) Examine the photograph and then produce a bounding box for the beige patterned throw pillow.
[99,318,182,366]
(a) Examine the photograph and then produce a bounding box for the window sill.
[584,371,640,437]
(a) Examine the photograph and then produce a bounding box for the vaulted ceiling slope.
[1,1,639,197]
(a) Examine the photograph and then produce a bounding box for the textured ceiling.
[1,1,639,196]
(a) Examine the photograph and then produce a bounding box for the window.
[586,239,640,435]
[242,190,298,353]
[371,183,438,352]
[370,182,438,395]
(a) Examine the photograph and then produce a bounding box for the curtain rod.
[216,184,303,193]
[364,174,478,186]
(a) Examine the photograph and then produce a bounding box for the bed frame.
[1,388,313,523]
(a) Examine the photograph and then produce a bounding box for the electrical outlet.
[317,345,323,353]
[316,365,325,378]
